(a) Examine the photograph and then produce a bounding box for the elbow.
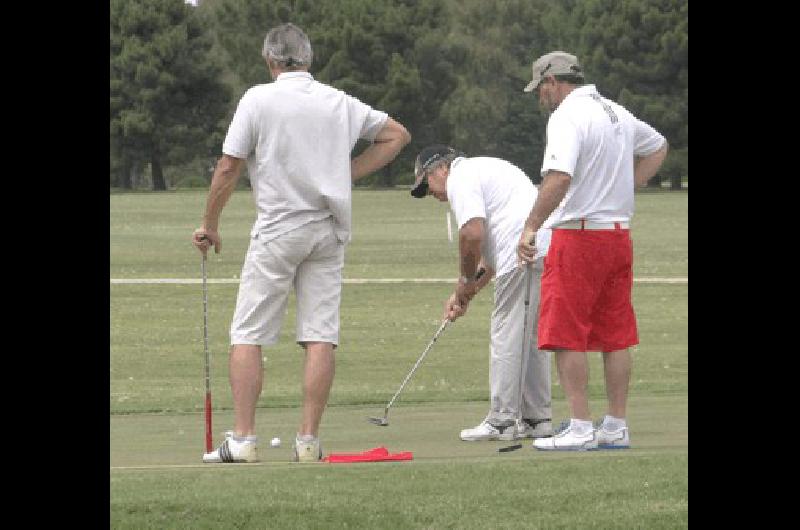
[399,125,412,147]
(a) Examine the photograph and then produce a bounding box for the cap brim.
[523,79,539,92]
[410,181,428,198]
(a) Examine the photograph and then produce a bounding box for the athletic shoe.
[202,436,259,463]
[293,434,322,462]
[595,421,630,449]
[516,418,554,439]
[460,420,516,441]
[533,421,598,451]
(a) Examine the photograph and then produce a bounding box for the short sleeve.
[541,114,580,178]
[633,118,666,156]
[345,94,388,143]
[222,90,256,159]
[448,167,485,229]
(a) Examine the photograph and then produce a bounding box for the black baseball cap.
[410,144,462,198]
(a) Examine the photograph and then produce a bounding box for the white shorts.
[230,217,344,347]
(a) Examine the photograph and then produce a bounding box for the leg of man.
[292,218,343,461]
[556,350,591,420]
[602,348,631,418]
[230,344,264,436]
[520,257,552,437]
[300,341,335,436]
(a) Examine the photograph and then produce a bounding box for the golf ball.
[270,437,281,448]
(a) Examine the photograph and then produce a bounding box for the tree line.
[110,0,687,190]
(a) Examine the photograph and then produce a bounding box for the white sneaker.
[596,423,630,449]
[460,420,516,441]
[202,436,259,463]
[293,434,322,462]
[533,421,598,451]
[516,419,554,439]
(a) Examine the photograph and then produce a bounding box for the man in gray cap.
[518,51,668,451]
[411,145,554,442]
[192,22,411,463]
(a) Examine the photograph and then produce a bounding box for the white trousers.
[487,259,552,425]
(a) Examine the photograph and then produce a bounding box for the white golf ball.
[270,437,281,448]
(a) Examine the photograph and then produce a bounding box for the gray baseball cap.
[523,51,583,92]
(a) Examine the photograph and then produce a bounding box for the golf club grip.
[205,392,213,452]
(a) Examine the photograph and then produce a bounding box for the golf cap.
[410,145,461,198]
[523,51,583,92]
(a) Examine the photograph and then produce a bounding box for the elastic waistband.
[555,220,629,230]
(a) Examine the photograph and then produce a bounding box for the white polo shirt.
[540,84,666,225]
[223,71,388,243]
[446,156,552,277]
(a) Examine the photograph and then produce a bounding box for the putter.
[368,318,450,427]
[200,239,213,453]
[499,263,534,453]
[368,268,486,427]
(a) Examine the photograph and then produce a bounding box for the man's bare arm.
[523,170,571,233]
[351,118,411,182]
[517,170,571,264]
[204,155,245,231]
[458,217,485,281]
[192,154,244,255]
[634,141,669,187]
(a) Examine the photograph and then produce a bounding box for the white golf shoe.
[460,420,516,441]
[595,422,631,449]
[533,421,598,451]
[515,419,554,439]
[202,436,259,463]
[293,434,322,462]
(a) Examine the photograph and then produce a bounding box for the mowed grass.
[110,188,688,529]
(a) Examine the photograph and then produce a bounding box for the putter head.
[498,443,523,453]
[367,416,389,427]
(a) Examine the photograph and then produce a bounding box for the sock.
[570,418,594,435]
[297,433,318,443]
[602,415,626,430]
[232,434,258,443]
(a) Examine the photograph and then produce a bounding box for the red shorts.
[538,228,638,352]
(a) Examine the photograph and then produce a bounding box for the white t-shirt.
[541,84,666,225]
[223,71,388,243]
[446,157,552,277]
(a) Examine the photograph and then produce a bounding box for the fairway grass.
[111,397,687,529]
[110,189,687,528]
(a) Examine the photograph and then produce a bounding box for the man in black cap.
[410,145,554,442]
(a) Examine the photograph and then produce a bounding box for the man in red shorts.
[517,51,668,451]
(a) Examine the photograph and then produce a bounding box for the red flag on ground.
[322,446,413,463]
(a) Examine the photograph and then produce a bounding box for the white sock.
[569,418,594,435]
[232,434,257,443]
[297,433,318,443]
[602,415,626,430]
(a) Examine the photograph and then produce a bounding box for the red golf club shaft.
[205,392,213,453]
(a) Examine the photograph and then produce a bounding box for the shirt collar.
[276,71,313,82]
[565,84,598,101]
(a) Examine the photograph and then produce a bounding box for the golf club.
[368,268,486,427]
[499,262,533,453]
[200,238,213,453]
[367,318,449,427]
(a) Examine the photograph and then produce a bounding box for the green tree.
[208,0,455,186]
[110,0,230,190]
[441,0,555,179]
[569,0,688,187]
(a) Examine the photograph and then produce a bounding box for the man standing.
[192,23,410,463]
[410,145,554,442]
[517,51,668,451]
